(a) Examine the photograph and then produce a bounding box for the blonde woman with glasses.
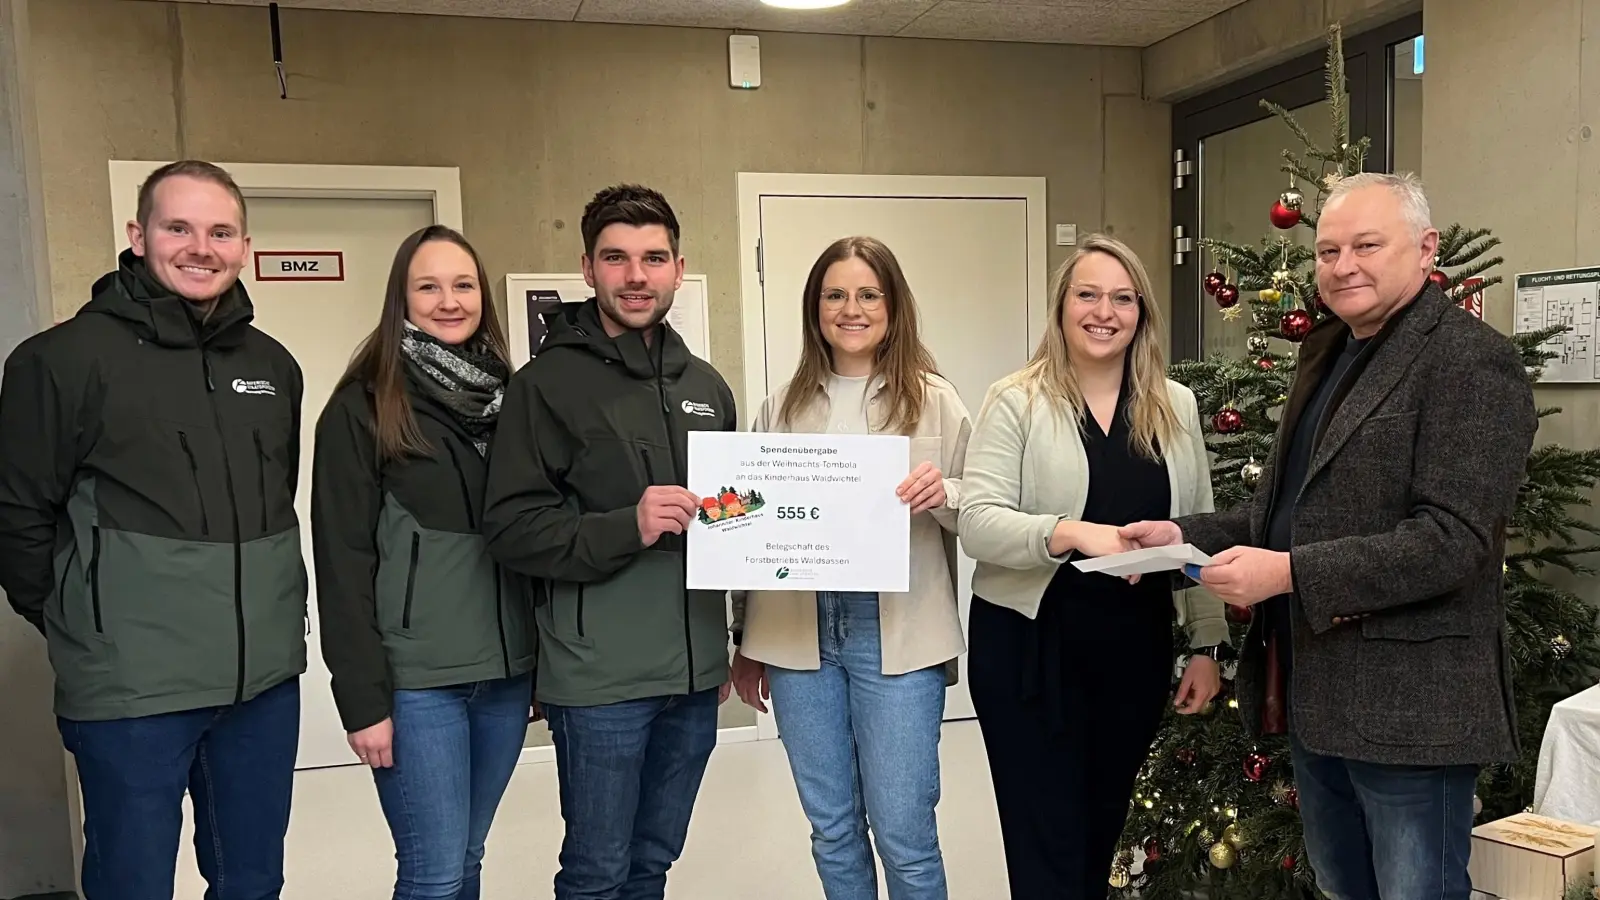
[958,235,1226,898]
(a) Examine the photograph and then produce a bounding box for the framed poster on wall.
[504,273,711,368]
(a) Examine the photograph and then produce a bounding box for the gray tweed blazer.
[1177,283,1537,767]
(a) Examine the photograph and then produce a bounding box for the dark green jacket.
[311,376,537,733]
[0,250,307,721]
[483,299,737,707]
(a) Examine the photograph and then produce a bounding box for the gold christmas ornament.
[1240,460,1264,488]
[1209,840,1238,869]
[1223,823,1246,849]
[1553,634,1573,659]
[1109,862,1131,889]
[1260,288,1283,303]
[1198,827,1215,846]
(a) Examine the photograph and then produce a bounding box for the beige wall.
[31,0,1172,409]
[1143,0,1418,101]
[1423,0,1600,595]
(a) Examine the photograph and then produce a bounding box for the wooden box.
[1468,812,1598,899]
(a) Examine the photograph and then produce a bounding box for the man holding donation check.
[1120,173,1536,900]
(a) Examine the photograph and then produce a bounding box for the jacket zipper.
[253,429,269,533]
[90,526,103,633]
[494,570,511,678]
[178,432,210,536]
[199,347,247,706]
[444,442,476,529]
[445,440,509,671]
[403,533,420,629]
[576,584,586,638]
[653,337,696,695]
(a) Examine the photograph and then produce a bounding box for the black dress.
[968,385,1176,900]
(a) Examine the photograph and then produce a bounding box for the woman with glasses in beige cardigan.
[958,235,1226,899]
[729,236,970,900]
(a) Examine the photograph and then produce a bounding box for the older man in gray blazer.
[1124,171,1536,900]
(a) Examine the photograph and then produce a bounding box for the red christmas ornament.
[1279,309,1313,342]
[1244,751,1271,782]
[1145,837,1162,862]
[1256,357,1276,371]
[1212,408,1244,435]
[1226,604,1254,624]
[1175,747,1197,765]
[1204,272,1227,296]
[1284,786,1299,809]
[1215,284,1240,308]
[1429,269,1451,290]
[1269,201,1302,229]
[1282,855,1296,871]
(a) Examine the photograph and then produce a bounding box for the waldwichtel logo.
[232,378,277,396]
[698,487,766,527]
[682,400,716,417]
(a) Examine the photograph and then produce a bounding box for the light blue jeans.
[372,673,532,900]
[765,591,948,900]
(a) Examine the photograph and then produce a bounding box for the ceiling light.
[761,0,851,9]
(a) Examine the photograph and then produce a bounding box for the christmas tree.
[1111,23,1600,899]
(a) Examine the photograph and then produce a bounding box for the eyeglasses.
[821,288,885,309]
[1068,285,1141,310]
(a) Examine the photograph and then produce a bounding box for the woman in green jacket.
[311,225,536,900]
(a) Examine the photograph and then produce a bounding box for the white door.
[242,197,436,769]
[750,188,1041,724]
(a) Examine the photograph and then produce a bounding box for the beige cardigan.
[957,375,1228,648]
[731,373,972,677]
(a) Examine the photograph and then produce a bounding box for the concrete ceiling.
[154,0,1253,47]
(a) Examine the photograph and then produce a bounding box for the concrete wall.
[0,1,77,895]
[30,0,1173,393]
[1421,0,1600,553]
[1143,0,1419,101]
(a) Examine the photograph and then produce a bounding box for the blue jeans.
[766,591,948,900]
[373,673,533,900]
[1291,734,1479,900]
[544,688,719,900]
[59,676,300,900]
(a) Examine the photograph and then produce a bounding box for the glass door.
[1168,13,1424,362]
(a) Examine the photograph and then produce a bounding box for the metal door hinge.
[756,238,764,286]
[1173,225,1194,267]
[1174,149,1194,190]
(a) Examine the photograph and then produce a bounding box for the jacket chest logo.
[681,400,716,418]
[232,378,277,397]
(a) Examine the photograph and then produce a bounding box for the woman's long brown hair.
[777,236,939,435]
[1012,234,1179,459]
[338,225,511,463]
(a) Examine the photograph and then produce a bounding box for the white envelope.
[1070,543,1213,577]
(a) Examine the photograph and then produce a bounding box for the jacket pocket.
[253,429,269,533]
[89,526,103,634]
[1353,609,1475,747]
[402,533,420,630]
[178,432,210,536]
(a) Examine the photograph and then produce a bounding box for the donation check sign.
[685,432,910,592]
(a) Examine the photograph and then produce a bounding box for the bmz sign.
[254,251,346,282]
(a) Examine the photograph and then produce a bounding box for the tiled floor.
[172,720,1009,900]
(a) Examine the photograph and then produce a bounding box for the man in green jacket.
[0,160,307,900]
[484,184,736,900]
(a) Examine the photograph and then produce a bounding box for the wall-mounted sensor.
[730,35,761,89]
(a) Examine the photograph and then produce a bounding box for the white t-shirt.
[825,373,873,435]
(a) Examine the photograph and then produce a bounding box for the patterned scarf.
[400,321,508,455]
